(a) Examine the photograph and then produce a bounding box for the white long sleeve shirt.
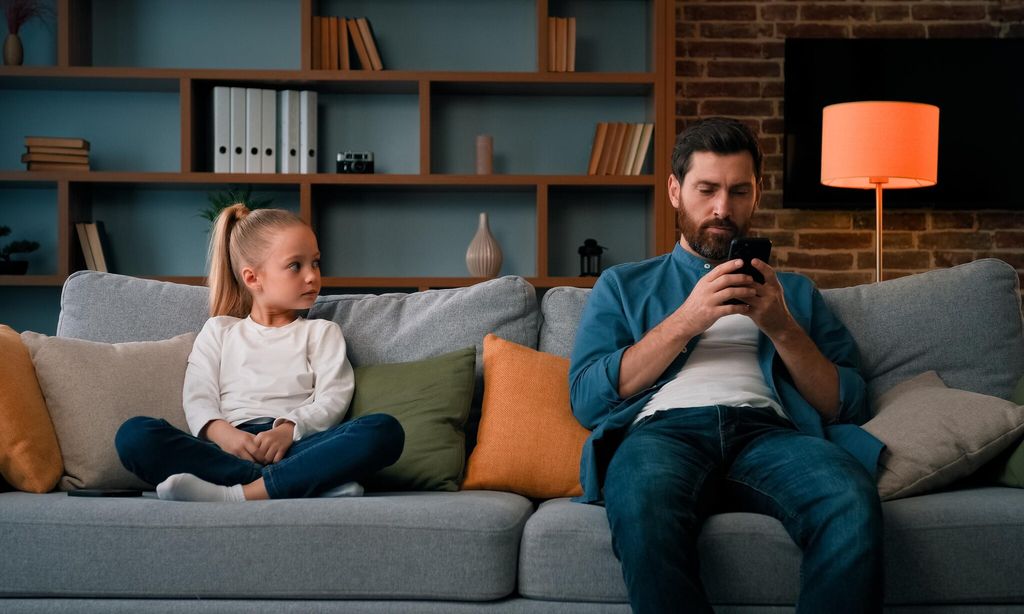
[182,315,355,441]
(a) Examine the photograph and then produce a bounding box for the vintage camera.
[337,151,374,174]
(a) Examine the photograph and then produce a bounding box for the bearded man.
[569,117,885,614]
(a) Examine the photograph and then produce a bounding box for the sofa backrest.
[539,258,1024,405]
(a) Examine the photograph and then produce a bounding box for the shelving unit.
[0,0,673,303]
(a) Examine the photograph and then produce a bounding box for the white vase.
[465,212,502,277]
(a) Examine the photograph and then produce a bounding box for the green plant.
[2,0,53,35]
[199,185,274,227]
[0,225,39,261]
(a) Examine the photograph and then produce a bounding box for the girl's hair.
[207,204,307,317]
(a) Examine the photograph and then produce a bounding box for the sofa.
[2,257,1023,613]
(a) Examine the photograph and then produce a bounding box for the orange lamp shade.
[821,101,939,189]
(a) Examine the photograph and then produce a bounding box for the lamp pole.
[871,178,887,283]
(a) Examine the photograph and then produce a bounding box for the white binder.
[300,90,318,174]
[245,88,262,173]
[260,89,277,174]
[213,86,230,173]
[229,87,246,173]
[278,90,300,173]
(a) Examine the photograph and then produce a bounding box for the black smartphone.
[67,489,144,497]
[724,237,772,305]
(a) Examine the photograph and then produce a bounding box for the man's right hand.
[202,419,262,463]
[674,258,758,336]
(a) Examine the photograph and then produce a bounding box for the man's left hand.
[739,259,798,340]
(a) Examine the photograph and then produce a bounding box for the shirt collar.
[671,242,717,274]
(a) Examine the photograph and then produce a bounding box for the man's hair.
[671,117,764,183]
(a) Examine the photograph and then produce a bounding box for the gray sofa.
[2,258,1023,613]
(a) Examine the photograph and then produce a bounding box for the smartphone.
[67,489,144,497]
[724,237,772,305]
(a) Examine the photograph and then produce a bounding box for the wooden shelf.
[0,274,65,287]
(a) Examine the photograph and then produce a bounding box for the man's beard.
[677,207,748,261]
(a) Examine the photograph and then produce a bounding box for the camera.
[337,151,374,173]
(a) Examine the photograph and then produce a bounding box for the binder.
[229,87,246,172]
[245,88,262,173]
[260,89,276,174]
[213,86,230,173]
[278,90,300,173]
[75,223,96,271]
[357,18,383,71]
[299,90,318,174]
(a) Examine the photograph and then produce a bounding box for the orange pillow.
[463,334,589,498]
[0,325,62,492]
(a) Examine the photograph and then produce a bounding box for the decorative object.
[199,185,273,228]
[465,212,502,277]
[2,0,53,66]
[0,225,39,275]
[820,101,939,282]
[475,134,493,175]
[577,238,605,277]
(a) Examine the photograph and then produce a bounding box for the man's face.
[668,151,760,261]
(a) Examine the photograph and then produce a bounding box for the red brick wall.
[675,0,1024,293]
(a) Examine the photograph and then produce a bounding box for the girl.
[116,205,404,502]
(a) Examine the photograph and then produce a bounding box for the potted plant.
[0,225,39,275]
[199,185,273,230]
[2,0,53,66]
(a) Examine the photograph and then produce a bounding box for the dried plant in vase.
[2,0,54,65]
[199,186,274,230]
[0,225,40,275]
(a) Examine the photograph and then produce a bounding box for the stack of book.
[548,17,576,72]
[75,222,108,272]
[587,122,654,176]
[22,137,90,171]
[212,87,318,174]
[311,16,383,71]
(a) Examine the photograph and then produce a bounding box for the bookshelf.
[0,0,673,318]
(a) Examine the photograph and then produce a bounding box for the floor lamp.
[820,101,939,282]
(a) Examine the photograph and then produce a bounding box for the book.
[548,17,556,71]
[616,123,639,175]
[26,145,88,155]
[631,123,654,175]
[328,16,339,70]
[357,18,383,71]
[556,17,567,72]
[311,16,322,70]
[340,15,350,70]
[75,223,96,271]
[567,17,576,72]
[21,153,89,164]
[587,122,608,175]
[25,136,90,150]
[85,222,108,273]
[320,15,330,70]
[27,162,90,171]
[348,18,372,69]
[598,122,624,175]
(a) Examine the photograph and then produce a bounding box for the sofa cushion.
[519,487,1024,605]
[864,371,1024,500]
[19,332,196,491]
[0,490,532,601]
[821,258,1024,404]
[0,326,62,493]
[462,335,589,499]
[539,286,590,358]
[348,347,476,492]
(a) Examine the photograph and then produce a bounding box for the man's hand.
[254,422,295,465]
[740,259,799,340]
[674,258,759,337]
[203,419,262,462]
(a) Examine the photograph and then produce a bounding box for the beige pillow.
[864,371,1024,500]
[20,332,196,490]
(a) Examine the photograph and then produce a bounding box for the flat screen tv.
[783,38,1024,209]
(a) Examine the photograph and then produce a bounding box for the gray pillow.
[20,331,196,491]
[863,370,1024,500]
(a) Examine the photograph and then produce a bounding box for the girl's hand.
[203,419,261,462]
[254,422,295,464]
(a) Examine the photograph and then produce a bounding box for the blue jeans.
[115,414,404,499]
[603,405,883,614]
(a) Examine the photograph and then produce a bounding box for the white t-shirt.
[633,314,785,424]
[182,315,355,441]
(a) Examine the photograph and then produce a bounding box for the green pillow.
[347,347,476,492]
[995,375,1024,488]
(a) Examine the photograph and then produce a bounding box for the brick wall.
[675,0,1024,293]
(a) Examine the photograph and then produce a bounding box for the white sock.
[318,481,364,498]
[156,473,245,503]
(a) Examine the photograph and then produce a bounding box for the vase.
[3,33,23,66]
[465,212,502,277]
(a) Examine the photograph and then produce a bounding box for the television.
[783,38,1024,209]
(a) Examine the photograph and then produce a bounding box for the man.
[569,117,885,614]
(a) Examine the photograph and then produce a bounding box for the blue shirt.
[569,244,884,504]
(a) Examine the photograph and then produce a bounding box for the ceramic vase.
[3,33,23,66]
[465,212,502,277]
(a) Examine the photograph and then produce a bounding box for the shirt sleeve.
[182,318,227,438]
[273,321,355,441]
[808,286,869,425]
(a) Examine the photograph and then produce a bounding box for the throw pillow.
[863,370,1024,500]
[0,325,62,493]
[462,334,589,499]
[347,346,476,492]
[20,331,197,491]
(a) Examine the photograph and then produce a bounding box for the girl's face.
[245,224,322,313]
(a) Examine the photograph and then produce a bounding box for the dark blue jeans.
[603,405,883,614]
[115,414,404,499]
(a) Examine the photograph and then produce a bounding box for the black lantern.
[578,239,606,277]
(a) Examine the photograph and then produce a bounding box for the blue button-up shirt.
[569,243,883,504]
